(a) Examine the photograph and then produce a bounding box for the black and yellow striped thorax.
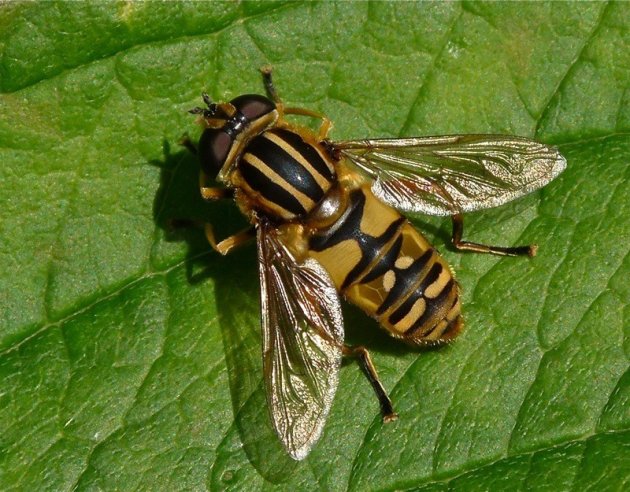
[235,128,337,220]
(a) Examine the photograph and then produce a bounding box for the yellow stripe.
[446,299,461,321]
[424,266,451,299]
[262,132,331,190]
[407,281,457,339]
[238,178,294,219]
[425,319,449,341]
[393,298,426,332]
[313,144,335,175]
[380,250,435,320]
[242,153,316,211]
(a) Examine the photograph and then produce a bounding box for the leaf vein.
[534,1,612,136]
[398,5,464,136]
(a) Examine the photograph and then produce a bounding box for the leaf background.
[0,1,628,490]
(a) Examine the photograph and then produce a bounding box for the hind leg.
[343,345,398,423]
[451,214,537,257]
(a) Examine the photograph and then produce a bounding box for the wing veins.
[336,135,566,215]
[258,222,344,459]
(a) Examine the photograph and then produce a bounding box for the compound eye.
[230,94,276,120]
[199,128,234,178]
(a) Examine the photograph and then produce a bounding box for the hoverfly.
[182,67,566,460]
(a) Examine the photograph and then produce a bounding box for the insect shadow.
[152,140,303,480]
[150,140,447,480]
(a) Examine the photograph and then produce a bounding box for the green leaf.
[0,2,628,490]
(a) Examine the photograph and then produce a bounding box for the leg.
[179,140,233,201]
[260,66,332,139]
[451,214,537,257]
[283,106,333,140]
[343,345,398,422]
[200,186,233,201]
[205,224,255,256]
[261,65,281,103]
[168,219,253,255]
[198,170,234,201]
[179,134,198,155]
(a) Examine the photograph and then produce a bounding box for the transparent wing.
[257,220,344,460]
[335,135,567,216]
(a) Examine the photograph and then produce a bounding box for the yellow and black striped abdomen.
[308,185,462,345]
[235,128,336,220]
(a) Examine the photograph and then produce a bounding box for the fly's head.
[191,94,278,184]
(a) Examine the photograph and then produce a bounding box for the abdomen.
[307,185,463,345]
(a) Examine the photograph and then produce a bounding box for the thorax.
[231,127,337,221]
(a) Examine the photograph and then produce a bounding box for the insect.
[183,67,566,460]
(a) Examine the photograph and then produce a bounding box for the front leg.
[179,134,198,155]
[198,170,233,201]
[168,218,254,256]
[205,224,255,256]
[200,186,233,202]
[283,106,333,140]
[260,66,332,140]
[261,65,281,103]
[179,138,234,201]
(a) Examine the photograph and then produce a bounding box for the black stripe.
[240,160,306,216]
[388,289,423,325]
[440,316,462,340]
[405,279,456,336]
[342,218,405,290]
[417,262,443,296]
[309,189,406,290]
[376,248,434,316]
[310,189,366,251]
[272,128,335,180]
[448,295,459,311]
[247,133,325,203]
[360,235,403,284]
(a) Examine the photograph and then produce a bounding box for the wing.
[334,135,566,216]
[257,220,344,460]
